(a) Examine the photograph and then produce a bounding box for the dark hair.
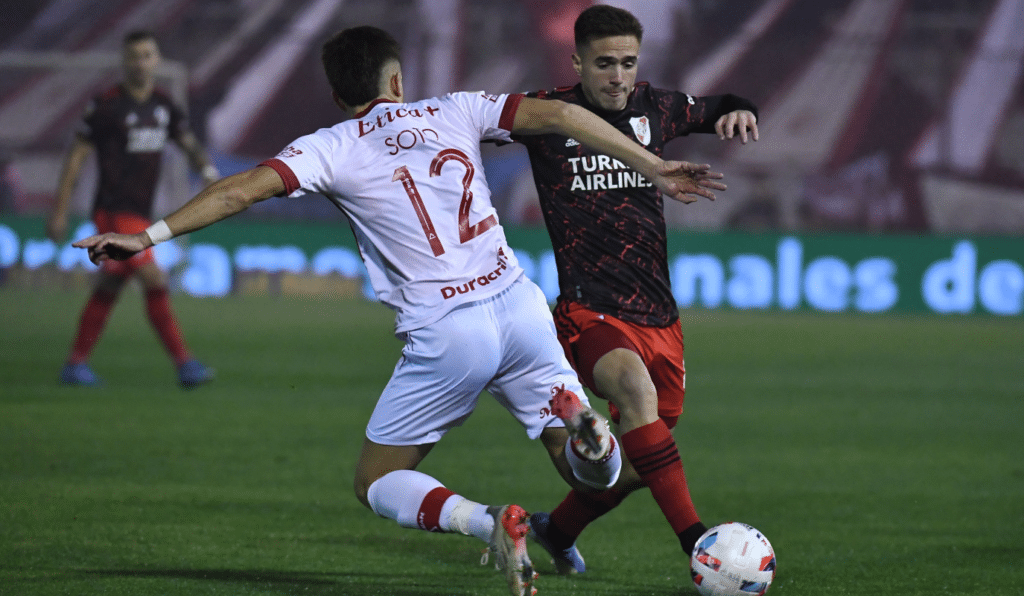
[123,29,158,47]
[322,26,402,107]
[573,5,643,49]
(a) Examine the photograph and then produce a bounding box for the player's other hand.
[73,232,149,264]
[655,161,727,203]
[715,110,759,144]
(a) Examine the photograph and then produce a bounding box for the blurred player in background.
[514,5,760,573]
[72,26,726,596]
[47,30,219,389]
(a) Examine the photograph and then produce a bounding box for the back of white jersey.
[264,92,525,332]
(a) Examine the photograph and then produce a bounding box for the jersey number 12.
[392,148,497,257]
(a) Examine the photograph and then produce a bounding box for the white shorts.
[365,277,589,446]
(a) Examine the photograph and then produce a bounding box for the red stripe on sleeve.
[259,158,300,195]
[498,93,525,132]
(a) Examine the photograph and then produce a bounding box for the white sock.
[366,469,445,529]
[566,435,622,489]
[366,469,494,540]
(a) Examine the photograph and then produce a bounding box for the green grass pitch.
[2,286,1022,595]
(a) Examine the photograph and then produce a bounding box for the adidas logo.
[565,138,580,147]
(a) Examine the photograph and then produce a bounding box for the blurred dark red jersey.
[78,84,189,217]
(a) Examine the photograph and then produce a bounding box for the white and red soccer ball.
[690,522,776,596]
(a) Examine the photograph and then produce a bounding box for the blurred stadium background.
[1,0,1022,314]
[2,0,1022,230]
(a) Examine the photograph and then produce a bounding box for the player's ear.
[389,70,403,100]
[571,52,583,76]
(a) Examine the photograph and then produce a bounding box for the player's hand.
[715,110,758,144]
[73,232,150,264]
[46,213,68,243]
[654,161,727,203]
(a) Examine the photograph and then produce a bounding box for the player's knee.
[352,467,394,511]
[137,263,169,289]
[602,377,656,422]
[593,350,655,404]
[353,475,373,510]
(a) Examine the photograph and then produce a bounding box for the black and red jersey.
[515,82,757,326]
[78,84,189,217]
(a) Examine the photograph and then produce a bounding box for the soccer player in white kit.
[74,26,727,596]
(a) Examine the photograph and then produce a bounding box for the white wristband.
[202,164,220,179]
[145,220,174,245]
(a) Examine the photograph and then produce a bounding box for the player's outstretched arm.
[512,98,726,202]
[73,165,285,264]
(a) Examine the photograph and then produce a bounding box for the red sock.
[145,288,190,365]
[620,420,701,535]
[68,289,118,363]
[548,487,627,547]
[418,487,455,532]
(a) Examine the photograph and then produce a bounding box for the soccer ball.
[690,522,776,596]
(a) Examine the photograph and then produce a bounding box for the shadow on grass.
[82,568,477,595]
[76,567,694,596]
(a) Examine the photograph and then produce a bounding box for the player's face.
[122,39,161,87]
[572,35,640,112]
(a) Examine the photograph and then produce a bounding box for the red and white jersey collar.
[353,98,398,119]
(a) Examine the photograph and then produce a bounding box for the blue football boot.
[528,511,586,575]
[178,359,215,389]
[59,363,102,387]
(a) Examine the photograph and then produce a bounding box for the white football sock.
[366,469,493,540]
[440,496,494,542]
[566,434,622,489]
[367,469,444,529]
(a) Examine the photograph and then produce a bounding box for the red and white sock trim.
[567,434,621,490]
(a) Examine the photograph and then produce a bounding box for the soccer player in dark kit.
[47,30,219,388]
[513,5,760,574]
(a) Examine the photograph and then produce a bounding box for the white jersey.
[263,91,525,332]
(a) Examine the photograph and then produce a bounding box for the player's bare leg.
[591,348,659,433]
